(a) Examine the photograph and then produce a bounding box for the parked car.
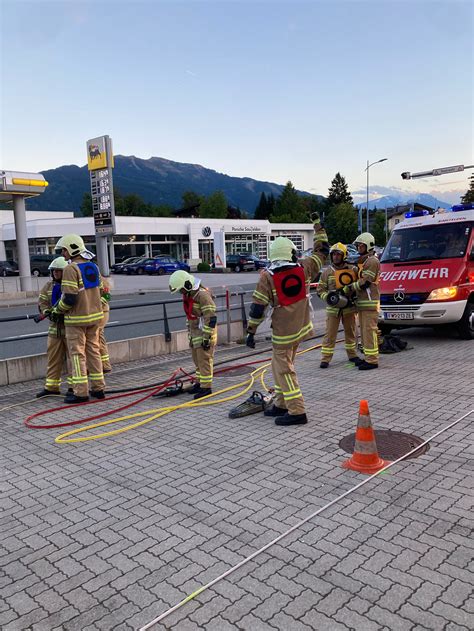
[226,254,255,272]
[111,257,142,274]
[245,254,269,270]
[123,258,155,275]
[30,254,56,277]
[0,260,19,277]
[145,257,190,275]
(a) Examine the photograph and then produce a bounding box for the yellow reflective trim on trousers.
[71,377,88,383]
[65,312,103,322]
[283,391,302,401]
[284,374,296,392]
[272,322,313,344]
[101,354,109,361]
[321,347,335,354]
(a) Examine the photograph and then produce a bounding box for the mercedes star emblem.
[394,290,405,303]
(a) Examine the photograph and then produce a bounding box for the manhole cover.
[339,430,429,460]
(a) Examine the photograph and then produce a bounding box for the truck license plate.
[384,312,414,320]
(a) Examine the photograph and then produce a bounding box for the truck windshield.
[381,222,472,263]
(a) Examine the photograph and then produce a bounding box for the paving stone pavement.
[1,328,473,630]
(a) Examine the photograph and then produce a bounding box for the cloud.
[351,184,465,206]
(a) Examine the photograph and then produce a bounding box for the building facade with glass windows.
[0,212,315,266]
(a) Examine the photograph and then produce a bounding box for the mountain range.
[27,155,316,214]
[355,192,453,211]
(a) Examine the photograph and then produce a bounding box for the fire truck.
[379,203,474,339]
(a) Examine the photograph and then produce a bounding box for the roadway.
[0,273,326,359]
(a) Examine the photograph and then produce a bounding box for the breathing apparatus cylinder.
[326,290,350,309]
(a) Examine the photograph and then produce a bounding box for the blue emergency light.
[451,203,474,212]
[405,210,430,218]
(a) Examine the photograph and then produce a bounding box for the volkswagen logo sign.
[202,226,212,238]
[394,290,405,303]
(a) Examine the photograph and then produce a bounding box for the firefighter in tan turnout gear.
[35,256,71,397]
[169,270,217,400]
[246,216,329,426]
[51,234,106,403]
[317,242,361,368]
[343,232,381,370]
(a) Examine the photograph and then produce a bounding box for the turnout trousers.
[45,335,71,393]
[191,345,215,390]
[272,344,305,415]
[99,310,111,372]
[359,310,379,365]
[65,323,105,397]
[321,311,357,363]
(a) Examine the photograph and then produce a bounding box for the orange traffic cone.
[342,400,390,474]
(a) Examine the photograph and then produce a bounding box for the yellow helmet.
[269,237,296,262]
[329,242,347,260]
[55,234,85,258]
[169,270,195,293]
[354,232,375,251]
[48,256,69,271]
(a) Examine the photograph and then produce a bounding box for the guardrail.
[0,289,251,346]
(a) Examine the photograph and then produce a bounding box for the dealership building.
[0,211,316,265]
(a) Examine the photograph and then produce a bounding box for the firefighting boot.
[36,389,60,398]
[349,357,363,366]
[358,361,378,371]
[64,393,90,404]
[275,412,308,426]
[194,389,212,400]
[90,390,105,399]
[187,382,201,395]
[319,361,329,369]
[264,404,287,417]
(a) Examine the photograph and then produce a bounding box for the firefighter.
[169,270,217,399]
[317,242,361,368]
[51,234,106,403]
[99,282,112,373]
[35,256,71,397]
[343,232,381,370]
[246,216,329,426]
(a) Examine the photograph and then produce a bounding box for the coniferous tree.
[327,173,353,206]
[254,192,269,220]
[271,181,307,223]
[461,175,474,204]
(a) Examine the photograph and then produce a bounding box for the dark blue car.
[145,257,190,275]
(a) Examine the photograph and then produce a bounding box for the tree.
[182,190,203,211]
[371,211,387,246]
[80,192,92,216]
[254,192,270,220]
[199,191,228,218]
[461,175,474,204]
[327,172,353,207]
[271,181,307,223]
[324,202,359,244]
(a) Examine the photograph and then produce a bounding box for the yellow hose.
[54,341,334,444]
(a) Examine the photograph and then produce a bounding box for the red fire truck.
[379,203,474,339]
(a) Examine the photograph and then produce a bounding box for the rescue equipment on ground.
[379,334,410,354]
[342,400,390,474]
[269,265,306,306]
[228,390,274,419]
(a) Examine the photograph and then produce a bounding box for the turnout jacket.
[347,253,380,311]
[38,280,65,338]
[247,226,329,348]
[184,286,217,348]
[53,256,104,326]
[317,263,358,316]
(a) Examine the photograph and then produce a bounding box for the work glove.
[360,279,371,290]
[310,211,320,224]
[49,311,63,323]
[246,333,256,349]
[33,313,45,323]
[342,284,352,295]
[202,338,211,351]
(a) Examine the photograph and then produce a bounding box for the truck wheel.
[378,323,393,336]
[32,268,41,277]
[457,302,474,340]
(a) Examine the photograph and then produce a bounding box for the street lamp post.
[364,158,388,232]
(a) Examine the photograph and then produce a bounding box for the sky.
[1,0,473,205]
